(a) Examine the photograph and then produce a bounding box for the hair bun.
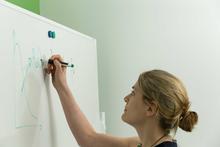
[179,111,198,132]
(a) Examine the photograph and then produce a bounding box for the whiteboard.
[0,1,102,147]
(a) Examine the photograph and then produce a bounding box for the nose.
[124,95,129,103]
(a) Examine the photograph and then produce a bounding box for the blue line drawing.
[12,30,43,130]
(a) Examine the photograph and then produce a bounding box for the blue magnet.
[52,31,56,39]
[48,31,52,38]
[48,31,56,39]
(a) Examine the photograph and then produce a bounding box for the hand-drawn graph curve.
[12,30,45,130]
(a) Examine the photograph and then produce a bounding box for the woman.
[47,54,198,147]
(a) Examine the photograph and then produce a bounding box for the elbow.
[77,131,96,147]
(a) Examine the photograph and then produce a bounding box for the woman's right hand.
[47,54,68,90]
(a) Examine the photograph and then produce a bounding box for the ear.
[144,100,158,117]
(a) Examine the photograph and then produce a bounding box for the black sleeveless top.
[155,141,177,147]
[137,141,177,147]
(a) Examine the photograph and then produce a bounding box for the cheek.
[131,106,146,120]
[129,97,144,112]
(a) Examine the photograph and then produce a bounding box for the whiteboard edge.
[0,0,96,41]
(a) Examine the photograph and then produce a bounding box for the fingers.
[54,59,62,69]
[47,54,64,74]
[50,54,64,62]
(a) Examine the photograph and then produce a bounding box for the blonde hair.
[138,69,198,135]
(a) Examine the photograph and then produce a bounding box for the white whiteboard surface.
[0,1,101,147]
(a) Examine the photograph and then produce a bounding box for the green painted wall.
[7,0,40,14]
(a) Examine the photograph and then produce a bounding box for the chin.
[121,113,126,122]
[121,115,135,127]
[121,113,129,123]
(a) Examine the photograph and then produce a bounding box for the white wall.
[40,1,220,146]
[40,0,139,136]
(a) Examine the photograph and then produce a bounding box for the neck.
[134,121,171,147]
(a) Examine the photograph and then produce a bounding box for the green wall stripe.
[7,0,40,14]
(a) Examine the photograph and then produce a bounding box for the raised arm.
[47,55,140,147]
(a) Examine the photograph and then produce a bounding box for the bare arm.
[47,55,140,147]
[56,85,140,147]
